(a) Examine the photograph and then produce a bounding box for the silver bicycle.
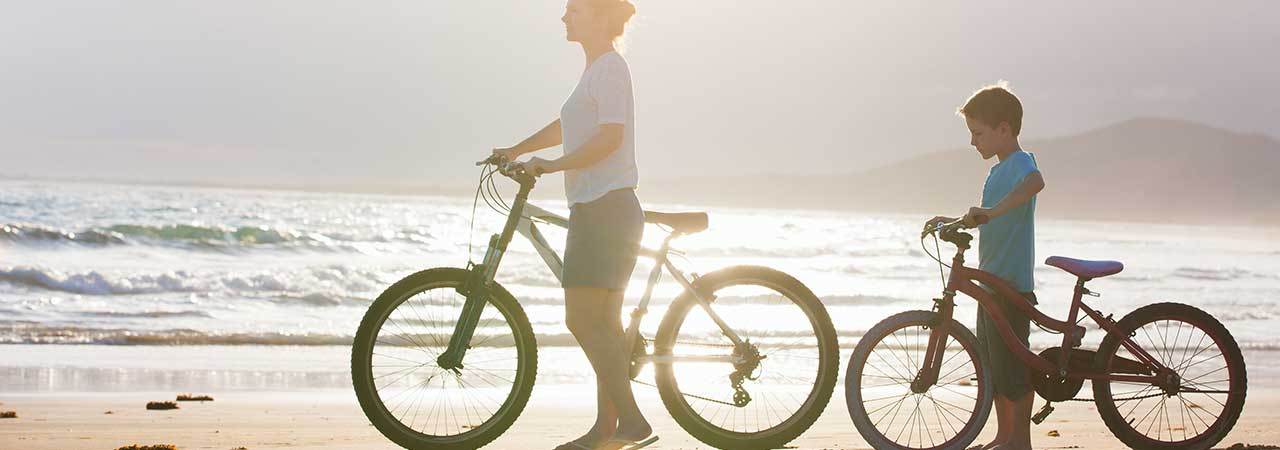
[351,156,839,449]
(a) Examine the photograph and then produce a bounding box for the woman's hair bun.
[594,0,635,40]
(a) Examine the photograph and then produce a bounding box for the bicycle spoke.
[1175,333,1213,374]
[934,384,977,402]
[876,391,913,432]
[869,348,915,384]
[1180,394,1215,432]
[1180,352,1226,376]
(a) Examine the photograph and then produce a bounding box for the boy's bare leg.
[1010,392,1036,449]
[991,391,1035,450]
[979,395,1012,449]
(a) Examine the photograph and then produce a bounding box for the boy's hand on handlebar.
[925,216,957,229]
[962,207,992,228]
[923,215,957,237]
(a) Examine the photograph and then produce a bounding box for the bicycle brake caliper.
[456,262,486,297]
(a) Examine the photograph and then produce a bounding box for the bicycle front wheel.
[351,267,537,450]
[653,265,839,449]
[845,310,992,450]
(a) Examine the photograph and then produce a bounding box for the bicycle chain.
[631,378,741,407]
[636,335,735,349]
[1064,391,1168,402]
[669,339,735,348]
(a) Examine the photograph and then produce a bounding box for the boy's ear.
[996,121,1012,137]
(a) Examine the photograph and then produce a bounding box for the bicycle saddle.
[1045,256,1124,280]
[644,211,708,234]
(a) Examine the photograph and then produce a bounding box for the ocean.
[2,179,1278,391]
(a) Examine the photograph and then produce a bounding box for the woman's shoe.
[553,440,595,450]
[603,435,658,450]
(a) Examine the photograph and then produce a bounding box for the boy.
[927,83,1045,450]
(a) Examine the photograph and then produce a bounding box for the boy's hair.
[958,82,1023,136]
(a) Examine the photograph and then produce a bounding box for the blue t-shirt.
[978,150,1039,293]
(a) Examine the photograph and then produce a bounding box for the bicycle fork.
[913,294,957,393]
[438,181,533,371]
[437,255,494,372]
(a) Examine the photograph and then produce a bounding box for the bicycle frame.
[916,235,1171,391]
[437,171,749,370]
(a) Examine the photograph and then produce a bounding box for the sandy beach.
[3,346,1278,450]
[4,387,1279,449]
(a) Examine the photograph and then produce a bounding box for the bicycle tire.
[1093,302,1245,450]
[352,267,538,450]
[845,310,992,450]
[653,265,839,449]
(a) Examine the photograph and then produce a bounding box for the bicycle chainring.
[1032,347,1086,402]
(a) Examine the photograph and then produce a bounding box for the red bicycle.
[843,218,1246,450]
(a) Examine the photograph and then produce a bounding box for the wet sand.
[3,386,1278,449]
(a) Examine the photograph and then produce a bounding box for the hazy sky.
[2,1,1278,188]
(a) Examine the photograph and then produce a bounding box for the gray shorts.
[976,290,1037,399]
[562,188,644,290]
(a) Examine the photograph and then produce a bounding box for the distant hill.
[9,118,1276,225]
[641,118,1280,225]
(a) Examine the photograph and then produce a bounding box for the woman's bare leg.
[564,287,650,447]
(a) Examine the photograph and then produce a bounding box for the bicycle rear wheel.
[1093,302,1246,450]
[352,267,537,450]
[845,310,992,450]
[653,266,839,449]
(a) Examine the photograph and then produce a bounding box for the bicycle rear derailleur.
[729,340,765,407]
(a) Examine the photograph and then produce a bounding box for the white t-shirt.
[559,51,638,206]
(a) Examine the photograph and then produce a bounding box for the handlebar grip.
[477,154,510,166]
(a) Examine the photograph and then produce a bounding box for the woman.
[491,1,653,449]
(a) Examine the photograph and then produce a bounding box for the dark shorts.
[976,290,1037,399]
[562,188,644,290]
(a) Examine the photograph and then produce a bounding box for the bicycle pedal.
[1031,403,1055,425]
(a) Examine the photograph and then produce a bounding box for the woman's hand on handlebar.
[513,157,555,177]
[478,151,551,178]
[491,147,522,163]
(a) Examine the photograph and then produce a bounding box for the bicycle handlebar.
[921,214,989,251]
[921,214,988,238]
[477,154,541,182]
